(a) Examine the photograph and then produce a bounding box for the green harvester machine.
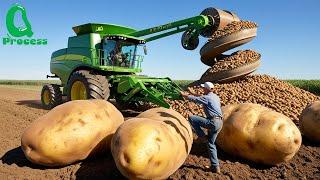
[41,7,239,109]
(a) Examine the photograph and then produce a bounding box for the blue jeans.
[189,115,223,168]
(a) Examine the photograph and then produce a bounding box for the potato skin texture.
[217,103,301,165]
[111,107,193,180]
[300,101,320,142]
[21,100,124,167]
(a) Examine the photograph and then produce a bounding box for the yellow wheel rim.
[71,81,87,100]
[42,89,51,105]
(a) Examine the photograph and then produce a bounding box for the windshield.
[102,39,144,69]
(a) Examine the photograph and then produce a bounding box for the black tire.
[67,70,110,101]
[181,30,199,50]
[41,84,62,109]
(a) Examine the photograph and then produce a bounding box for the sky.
[0,0,319,80]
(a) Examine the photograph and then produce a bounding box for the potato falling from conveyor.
[197,8,260,83]
[171,7,260,83]
[200,49,261,83]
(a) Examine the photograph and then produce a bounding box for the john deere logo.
[3,4,47,45]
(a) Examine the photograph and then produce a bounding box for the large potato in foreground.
[217,103,301,165]
[111,108,192,180]
[300,101,320,142]
[21,100,124,166]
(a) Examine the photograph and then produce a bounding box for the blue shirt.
[187,92,223,118]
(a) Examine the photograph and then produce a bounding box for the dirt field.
[0,87,319,179]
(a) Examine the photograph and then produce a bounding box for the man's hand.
[180,91,189,98]
[187,87,197,95]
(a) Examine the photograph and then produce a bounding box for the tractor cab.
[71,23,147,71]
[101,35,146,69]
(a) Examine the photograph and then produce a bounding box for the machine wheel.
[41,84,62,109]
[200,7,240,37]
[67,70,110,101]
[181,30,199,50]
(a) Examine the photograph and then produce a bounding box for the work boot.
[205,165,221,174]
[212,166,221,174]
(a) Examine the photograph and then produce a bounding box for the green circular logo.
[6,4,33,37]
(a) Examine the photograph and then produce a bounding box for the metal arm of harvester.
[128,15,212,50]
[128,7,240,50]
[129,15,211,42]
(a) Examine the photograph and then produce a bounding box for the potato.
[300,101,320,142]
[217,103,301,165]
[111,107,192,180]
[21,100,124,166]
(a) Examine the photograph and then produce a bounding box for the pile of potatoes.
[167,99,206,118]
[169,75,319,124]
[218,103,301,165]
[209,21,258,40]
[202,50,260,74]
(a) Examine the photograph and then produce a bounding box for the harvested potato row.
[111,108,193,180]
[203,50,260,74]
[210,21,258,40]
[21,100,124,167]
[167,75,319,124]
[218,103,301,165]
[300,101,320,142]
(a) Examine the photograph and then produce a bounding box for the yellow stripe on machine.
[52,54,89,61]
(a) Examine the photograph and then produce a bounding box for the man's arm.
[188,95,208,105]
[180,91,208,105]
[187,87,199,96]
[180,91,190,98]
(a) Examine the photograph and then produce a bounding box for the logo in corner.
[3,4,47,45]
[6,4,33,37]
